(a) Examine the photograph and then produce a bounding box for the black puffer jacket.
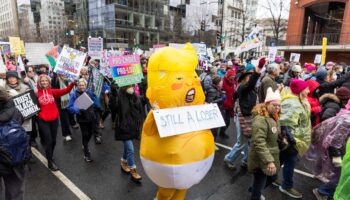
[0,101,23,124]
[205,85,224,105]
[316,72,350,98]
[319,93,341,122]
[237,72,260,116]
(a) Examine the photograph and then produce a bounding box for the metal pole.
[220,0,225,58]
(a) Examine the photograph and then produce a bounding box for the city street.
[5,116,321,200]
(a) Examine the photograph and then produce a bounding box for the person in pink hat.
[248,87,285,200]
[275,79,312,199]
[303,63,317,81]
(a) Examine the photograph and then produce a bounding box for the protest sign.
[0,42,11,55]
[17,55,25,72]
[153,44,166,52]
[153,104,226,138]
[25,43,54,65]
[268,47,277,62]
[169,43,207,56]
[109,54,143,87]
[88,37,103,59]
[54,46,86,79]
[20,40,25,55]
[314,54,322,64]
[0,52,5,71]
[9,37,21,55]
[99,50,112,78]
[91,67,104,97]
[12,90,40,120]
[234,27,262,55]
[290,53,301,63]
[74,92,93,110]
[207,48,215,62]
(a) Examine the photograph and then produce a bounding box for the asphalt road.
[1,116,321,200]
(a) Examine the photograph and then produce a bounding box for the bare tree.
[261,0,289,45]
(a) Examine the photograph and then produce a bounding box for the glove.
[332,156,342,167]
[258,57,266,69]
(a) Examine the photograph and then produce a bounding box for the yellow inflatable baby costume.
[140,43,215,200]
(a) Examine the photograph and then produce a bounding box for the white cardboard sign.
[88,37,103,59]
[153,104,226,138]
[25,43,54,65]
[290,53,301,62]
[268,47,277,62]
[314,54,322,64]
[54,46,86,79]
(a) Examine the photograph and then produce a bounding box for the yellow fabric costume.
[140,43,215,200]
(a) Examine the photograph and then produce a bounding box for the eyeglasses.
[271,104,281,108]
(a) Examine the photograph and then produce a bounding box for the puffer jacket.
[316,72,350,98]
[248,113,281,176]
[237,72,260,116]
[223,69,235,111]
[0,101,23,124]
[319,93,341,122]
[279,90,311,156]
[205,84,224,105]
[306,80,322,127]
[67,89,100,123]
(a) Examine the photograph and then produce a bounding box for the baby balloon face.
[147,70,205,109]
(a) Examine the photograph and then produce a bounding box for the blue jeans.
[122,140,136,168]
[251,169,277,200]
[318,167,341,197]
[224,114,249,164]
[280,148,299,189]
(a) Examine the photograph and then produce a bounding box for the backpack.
[0,120,31,175]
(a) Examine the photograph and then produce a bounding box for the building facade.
[281,0,350,64]
[88,0,168,49]
[0,0,20,39]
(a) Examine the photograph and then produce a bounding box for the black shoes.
[48,161,59,171]
[83,147,93,162]
[95,136,102,144]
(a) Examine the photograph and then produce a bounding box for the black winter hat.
[6,71,19,79]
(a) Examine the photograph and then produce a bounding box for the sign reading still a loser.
[12,90,40,120]
[153,104,226,138]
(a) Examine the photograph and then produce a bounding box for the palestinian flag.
[46,46,61,69]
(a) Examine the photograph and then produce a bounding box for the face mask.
[126,87,134,94]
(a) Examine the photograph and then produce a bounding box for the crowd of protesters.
[1,51,350,200]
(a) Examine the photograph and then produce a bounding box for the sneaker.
[260,195,265,200]
[95,137,102,144]
[272,180,281,187]
[130,168,142,181]
[121,160,131,173]
[224,159,236,170]
[312,188,328,200]
[48,161,59,171]
[72,124,79,129]
[279,186,302,199]
[84,155,93,162]
[65,135,72,142]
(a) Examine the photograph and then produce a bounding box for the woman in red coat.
[36,74,75,171]
[306,80,322,127]
[221,69,236,138]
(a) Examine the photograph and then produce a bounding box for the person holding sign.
[36,74,75,171]
[248,87,284,200]
[114,85,144,181]
[68,79,100,162]
[140,44,215,200]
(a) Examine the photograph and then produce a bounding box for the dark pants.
[58,109,72,137]
[251,169,277,200]
[93,110,101,138]
[211,128,218,141]
[280,148,299,189]
[29,116,39,143]
[219,109,231,135]
[1,166,25,200]
[101,110,110,121]
[110,108,117,123]
[79,122,94,153]
[318,167,341,197]
[37,119,59,163]
[68,113,77,126]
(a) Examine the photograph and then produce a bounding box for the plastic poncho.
[334,139,350,200]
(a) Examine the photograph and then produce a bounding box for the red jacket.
[37,83,74,122]
[223,69,236,112]
[306,80,322,127]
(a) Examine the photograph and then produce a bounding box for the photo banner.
[88,37,103,59]
[108,55,143,87]
[12,90,40,120]
[234,27,262,56]
[54,46,86,79]
[0,42,11,55]
[153,104,226,138]
[290,53,301,63]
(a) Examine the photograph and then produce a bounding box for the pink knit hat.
[290,79,308,95]
[265,87,281,103]
[305,63,316,72]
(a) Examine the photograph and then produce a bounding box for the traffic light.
[200,20,205,31]
[216,31,221,39]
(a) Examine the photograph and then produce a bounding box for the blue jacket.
[68,89,100,123]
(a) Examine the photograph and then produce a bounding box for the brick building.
[279,0,350,64]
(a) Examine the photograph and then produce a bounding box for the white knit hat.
[265,87,281,103]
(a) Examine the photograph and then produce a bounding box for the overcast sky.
[257,0,291,19]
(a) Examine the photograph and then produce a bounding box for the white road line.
[215,142,315,179]
[31,147,92,200]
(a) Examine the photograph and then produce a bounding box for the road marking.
[215,143,315,179]
[31,147,92,200]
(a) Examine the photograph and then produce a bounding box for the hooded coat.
[223,69,235,111]
[319,93,341,122]
[279,90,311,156]
[306,80,322,127]
[36,75,74,122]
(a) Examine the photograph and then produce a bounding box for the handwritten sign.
[153,104,226,138]
[314,54,322,64]
[54,46,86,79]
[290,53,301,63]
[88,37,103,59]
[268,47,277,62]
[108,55,143,87]
[12,90,40,120]
[9,37,21,55]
